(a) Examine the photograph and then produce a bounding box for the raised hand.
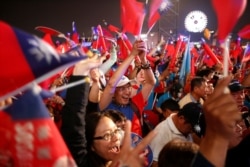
[110,121,156,167]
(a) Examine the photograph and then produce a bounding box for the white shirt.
[178,93,204,108]
[149,113,193,161]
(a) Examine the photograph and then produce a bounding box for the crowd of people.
[1,20,250,167]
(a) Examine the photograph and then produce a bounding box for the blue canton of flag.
[0,21,87,101]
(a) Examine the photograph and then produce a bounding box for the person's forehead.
[231,90,244,95]
[117,83,131,88]
[95,117,117,133]
[198,82,207,87]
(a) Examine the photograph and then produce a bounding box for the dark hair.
[103,109,126,123]
[177,102,205,137]
[190,77,206,91]
[85,112,109,166]
[160,99,180,112]
[196,68,214,78]
[169,84,182,97]
[158,138,199,167]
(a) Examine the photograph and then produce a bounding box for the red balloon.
[212,0,247,42]
[238,24,250,39]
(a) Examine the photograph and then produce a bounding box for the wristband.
[141,62,151,69]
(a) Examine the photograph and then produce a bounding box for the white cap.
[116,76,132,87]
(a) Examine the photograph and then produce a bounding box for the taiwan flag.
[242,43,250,63]
[0,86,76,166]
[71,21,79,44]
[120,0,146,36]
[148,0,170,30]
[0,21,87,101]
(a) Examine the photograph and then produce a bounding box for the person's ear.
[193,86,199,92]
[179,115,186,123]
[91,145,96,151]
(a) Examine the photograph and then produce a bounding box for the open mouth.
[109,145,120,153]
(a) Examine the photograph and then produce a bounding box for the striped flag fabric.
[0,86,76,166]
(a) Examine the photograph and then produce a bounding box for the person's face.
[207,72,215,81]
[228,123,243,149]
[177,116,193,136]
[92,116,122,161]
[231,90,245,109]
[206,83,214,96]
[136,70,145,83]
[195,82,208,98]
[115,120,126,130]
[114,84,132,105]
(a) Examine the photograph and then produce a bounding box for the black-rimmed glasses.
[93,128,123,141]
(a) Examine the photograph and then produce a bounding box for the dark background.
[0,0,249,42]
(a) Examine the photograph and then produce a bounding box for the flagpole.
[240,42,249,70]
[51,77,90,93]
[146,23,156,36]
[221,37,230,77]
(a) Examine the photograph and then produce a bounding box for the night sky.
[0,0,250,41]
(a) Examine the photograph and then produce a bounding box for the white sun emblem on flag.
[28,36,60,63]
[159,0,170,13]
[160,2,168,11]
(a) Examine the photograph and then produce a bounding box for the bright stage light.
[184,10,208,33]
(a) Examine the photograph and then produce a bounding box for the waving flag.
[97,25,108,53]
[241,43,250,63]
[179,41,190,85]
[103,20,121,33]
[180,40,194,94]
[41,34,56,49]
[201,38,222,65]
[179,39,191,87]
[117,33,133,60]
[0,21,87,101]
[120,0,146,36]
[169,35,183,70]
[238,24,250,39]
[71,21,79,44]
[0,86,76,166]
[148,0,170,30]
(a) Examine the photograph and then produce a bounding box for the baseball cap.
[116,76,132,87]
[228,80,245,92]
[178,102,205,137]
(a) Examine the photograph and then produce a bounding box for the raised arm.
[138,41,157,102]
[99,40,144,111]
[60,57,103,166]
[99,43,118,74]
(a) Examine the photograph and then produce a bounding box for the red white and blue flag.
[0,87,76,166]
[120,0,146,36]
[242,43,250,63]
[148,0,170,30]
[0,21,87,101]
[71,21,79,44]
